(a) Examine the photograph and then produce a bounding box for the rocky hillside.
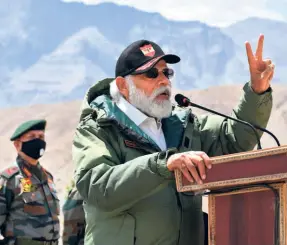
[0,83,286,206]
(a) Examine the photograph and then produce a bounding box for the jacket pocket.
[21,190,48,216]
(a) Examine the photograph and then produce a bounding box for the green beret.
[10,119,47,141]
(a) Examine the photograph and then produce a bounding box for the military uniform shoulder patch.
[0,166,19,179]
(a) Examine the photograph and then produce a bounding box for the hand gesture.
[245,34,275,94]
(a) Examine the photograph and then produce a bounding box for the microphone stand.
[187,101,262,149]
[188,101,280,148]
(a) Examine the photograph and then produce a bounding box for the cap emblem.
[140,44,155,57]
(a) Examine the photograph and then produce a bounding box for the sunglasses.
[143,67,174,79]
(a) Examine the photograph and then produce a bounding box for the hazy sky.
[62,0,287,27]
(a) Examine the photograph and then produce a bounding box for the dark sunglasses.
[143,67,174,79]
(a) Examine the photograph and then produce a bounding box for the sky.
[0,0,31,45]
[62,0,287,27]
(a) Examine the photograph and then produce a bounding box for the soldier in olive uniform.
[0,119,60,245]
[62,180,85,245]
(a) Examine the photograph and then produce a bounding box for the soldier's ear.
[13,140,22,152]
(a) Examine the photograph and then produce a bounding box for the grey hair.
[109,75,133,102]
[109,79,121,102]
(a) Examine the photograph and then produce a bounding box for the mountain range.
[1,0,287,108]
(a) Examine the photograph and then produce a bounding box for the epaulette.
[0,166,19,179]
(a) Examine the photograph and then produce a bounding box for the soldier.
[0,119,60,245]
[62,180,85,245]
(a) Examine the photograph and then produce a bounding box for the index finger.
[255,34,264,61]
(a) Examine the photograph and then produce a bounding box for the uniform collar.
[16,155,45,180]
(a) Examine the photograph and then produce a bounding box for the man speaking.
[72,34,274,245]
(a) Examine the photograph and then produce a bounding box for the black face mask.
[21,138,46,160]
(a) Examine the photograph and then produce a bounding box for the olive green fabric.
[72,78,272,245]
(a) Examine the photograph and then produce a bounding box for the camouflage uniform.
[62,180,85,245]
[0,156,60,245]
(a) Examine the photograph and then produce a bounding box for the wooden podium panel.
[174,145,287,245]
[209,183,286,245]
[175,146,287,192]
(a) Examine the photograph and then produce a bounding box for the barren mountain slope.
[0,84,286,204]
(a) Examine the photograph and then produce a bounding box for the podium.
[175,146,287,245]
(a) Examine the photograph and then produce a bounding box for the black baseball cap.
[115,40,180,77]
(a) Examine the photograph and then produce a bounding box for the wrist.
[156,148,178,178]
[250,83,271,95]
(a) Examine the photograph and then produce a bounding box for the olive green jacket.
[72,78,272,245]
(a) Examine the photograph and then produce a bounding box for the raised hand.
[245,34,275,94]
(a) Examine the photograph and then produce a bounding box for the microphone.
[175,94,280,149]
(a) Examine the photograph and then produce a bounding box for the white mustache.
[151,86,172,99]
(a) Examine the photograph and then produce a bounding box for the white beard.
[126,76,172,119]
